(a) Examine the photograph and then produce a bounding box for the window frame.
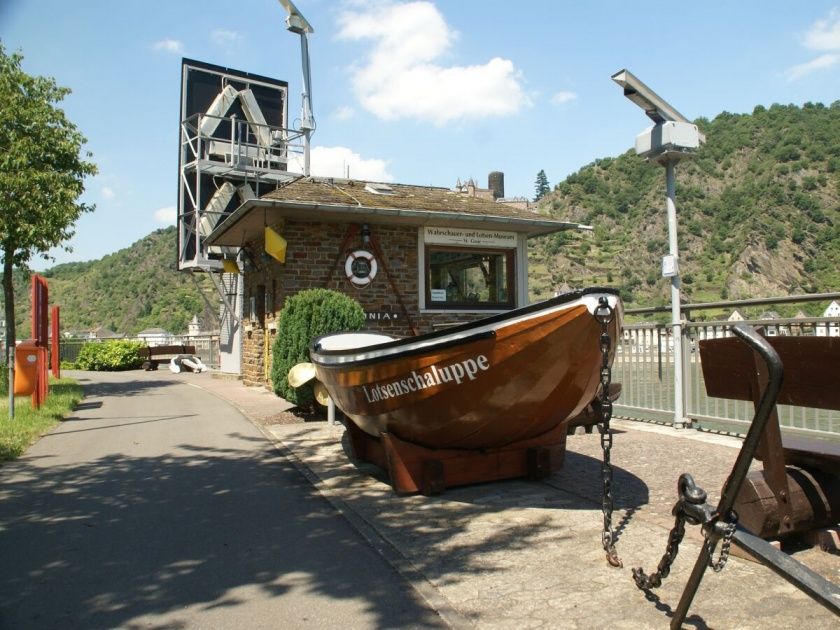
[423,244,516,311]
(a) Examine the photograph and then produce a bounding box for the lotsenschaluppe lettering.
[362,355,490,403]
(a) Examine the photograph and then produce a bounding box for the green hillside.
[5,226,218,337]
[529,102,840,316]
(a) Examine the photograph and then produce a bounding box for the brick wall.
[240,220,487,387]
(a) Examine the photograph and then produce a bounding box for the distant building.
[89,326,125,341]
[792,310,809,336]
[187,316,201,337]
[758,311,783,336]
[136,328,172,346]
[817,300,840,337]
[454,176,537,212]
[727,309,746,322]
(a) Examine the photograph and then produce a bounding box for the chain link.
[632,508,688,589]
[633,474,738,591]
[706,513,737,572]
[594,297,622,568]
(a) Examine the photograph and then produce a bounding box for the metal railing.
[181,334,220,369]
[614,293,840,439]
[180,112,304,177]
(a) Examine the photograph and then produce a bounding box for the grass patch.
[0,378,84,462]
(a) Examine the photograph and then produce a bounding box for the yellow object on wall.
[222,259,240,274]
[265,226,287,263]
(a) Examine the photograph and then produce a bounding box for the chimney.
[488,171,504,199]
[467,180,476,197]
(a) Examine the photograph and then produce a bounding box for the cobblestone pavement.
[196,374,839,629]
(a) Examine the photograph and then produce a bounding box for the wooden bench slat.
[139,345,197,370]
[700,330,840,542]
[139,345,196,358]
[699,336,840,412]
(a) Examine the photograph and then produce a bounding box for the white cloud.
[101,186,115,200]
[152,39,184,54]
[211,28,241,51]
[550,91,578,105]
[291,146,393,181]
[787,10,840,80]
[337,1,529,125]
[803,9,840,50]
[332,105,356,121]
[786,53,840,80]
[153,206,177,225]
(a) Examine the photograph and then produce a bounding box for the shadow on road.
[0,430,444,628]
[73,377,181,398]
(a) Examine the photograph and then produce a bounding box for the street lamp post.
[611,69,705,428]
[278,0,315,177]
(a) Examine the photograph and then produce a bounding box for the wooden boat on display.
[308,287,622,494]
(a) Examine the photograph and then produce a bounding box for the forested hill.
[6,103,840,334]
[7,226,218,336]
[529,102,840,316]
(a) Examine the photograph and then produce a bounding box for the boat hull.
[310,289,621,450]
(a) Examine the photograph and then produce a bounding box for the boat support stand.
[344,420,569,496]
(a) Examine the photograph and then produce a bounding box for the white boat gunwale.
[310,287,620,367]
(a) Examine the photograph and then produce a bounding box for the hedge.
[271,289,365,408]
[75,340,146,371]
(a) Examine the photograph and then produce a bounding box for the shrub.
[75,340,145,371]
[0,363,6,396]
[271,289,365,409]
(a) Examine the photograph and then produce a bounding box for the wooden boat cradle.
[344,381,622,496]
[345,419,569,496]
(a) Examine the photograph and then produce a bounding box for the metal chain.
[632,509,688,589]
[706,513,737,572]
[633,476,737,590]
[595,297,622,568]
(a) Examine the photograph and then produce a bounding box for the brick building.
[206,175,580,387]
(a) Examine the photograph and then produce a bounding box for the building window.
[425,246,515,310]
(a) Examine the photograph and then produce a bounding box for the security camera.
[635,121,701,160]
[612,69,705,159]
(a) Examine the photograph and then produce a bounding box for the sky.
[3,0,840,269]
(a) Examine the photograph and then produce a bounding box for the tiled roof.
[208,177,581,247]
[260,177,545,222]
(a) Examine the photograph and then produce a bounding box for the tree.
[534,169,550,201]
[0,44,97,366]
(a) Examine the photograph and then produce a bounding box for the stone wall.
[240,220,488,388]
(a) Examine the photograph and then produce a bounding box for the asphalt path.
[0,370,444,629]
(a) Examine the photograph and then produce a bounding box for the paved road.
[0,371,444,629]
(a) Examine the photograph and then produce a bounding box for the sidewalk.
[196,372,839,629]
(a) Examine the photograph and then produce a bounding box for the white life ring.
[345,249,378,287]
